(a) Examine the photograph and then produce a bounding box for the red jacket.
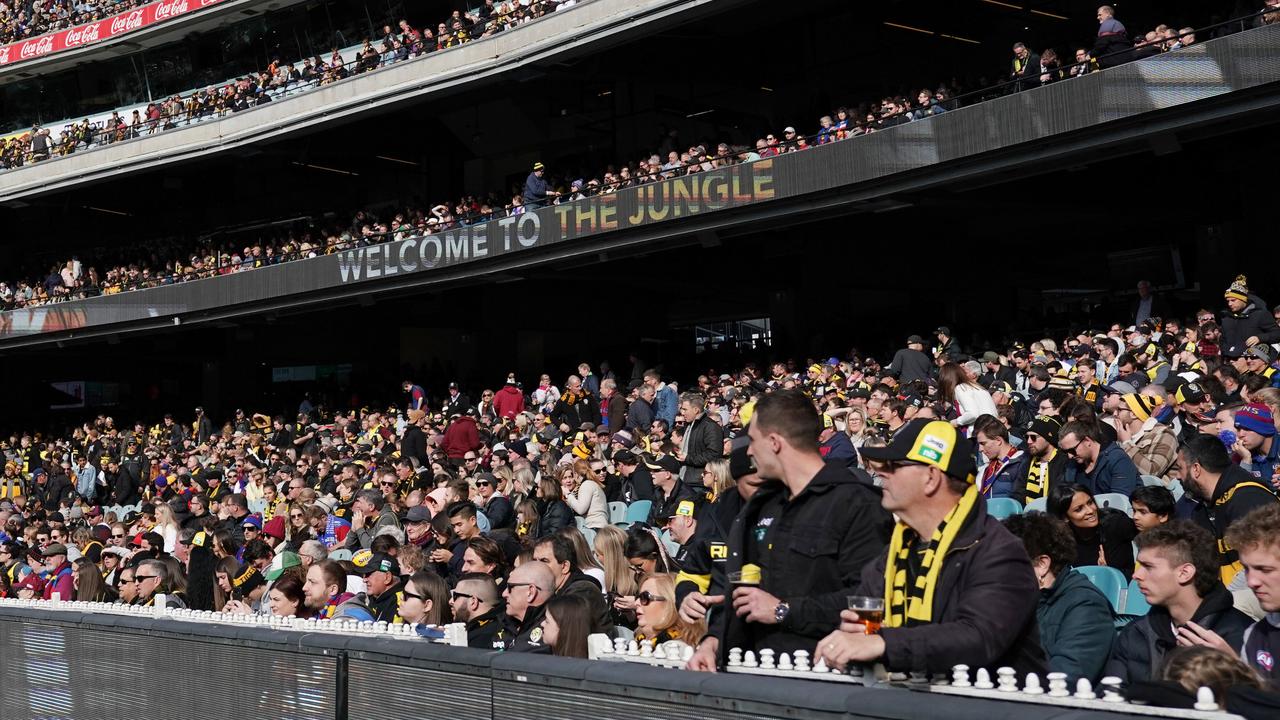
[443,417,480,459]
[493,386,525,420]
[42,560,74,601]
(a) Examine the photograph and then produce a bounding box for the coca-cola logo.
[199,0,221,6]
[64,22,102,47]
[110,9,145,34]
[18,35,54,59]
[154,0,190,21]
[0,47,9,65]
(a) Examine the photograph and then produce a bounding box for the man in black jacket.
[534,534,613,636]
[400,410,429,468]
[1179,435,1279,584]
[502,561,555,653]
[688,390,893,671]
[1221,275,1280,358]
[814,418,1047,676]
[1106,521,1253,682]
[886,335,933,384]
[1010,42,1041,92]
[677,392,723,479]
[475,473,513,530]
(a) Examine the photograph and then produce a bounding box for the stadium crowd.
[0,0,577,170]
[1,3,1259,310]
[2,273,1280,712]
[0,0,147,47]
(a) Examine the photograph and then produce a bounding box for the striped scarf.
[883,484,980,628]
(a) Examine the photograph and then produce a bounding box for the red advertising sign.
[0,0,226,68]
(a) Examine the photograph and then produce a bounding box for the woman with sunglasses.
[634,573,704,646]
[398,570,451,626]
[561,461,607,530]
[1048,483,1137,580]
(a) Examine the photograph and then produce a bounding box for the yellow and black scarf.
[1024,448,1056,502]
[883,484,980,628]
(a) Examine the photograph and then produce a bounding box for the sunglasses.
[403,589,426,601]
[1060,441,1082,457]
[290,513,304,519]
[111,534,126,539]
[637,591,667,606]
[135,575,159,582]
[450,591,475,602]
[475,481,490,487]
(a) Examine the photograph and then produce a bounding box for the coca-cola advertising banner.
[0,0,226,68]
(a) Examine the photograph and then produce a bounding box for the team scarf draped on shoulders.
[883,484,980,628]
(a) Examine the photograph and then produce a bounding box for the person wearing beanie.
[1115,393,1179,478]
[1221,275,1280,359]
[1233,403,1280,486]
[492,374,525,420]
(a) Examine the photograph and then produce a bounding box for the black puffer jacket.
[1221,294,1280,357]
[537,498,573,538]
[1105,583,1253,683]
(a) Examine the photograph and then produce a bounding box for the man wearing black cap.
[688,390,893,671]
[886,335,933,384]
[980,351,1017,389]
[934,326,965,364]
[443,382,471,418]
[815,418,1046,675]
[352,549,405,623]
[1018,415,1069,506]
[644,454,699,528]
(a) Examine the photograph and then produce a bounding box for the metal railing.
[0,7,1274,312]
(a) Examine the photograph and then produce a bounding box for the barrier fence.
[0,604,1180,720]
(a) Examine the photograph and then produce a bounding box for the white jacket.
[954,383,999,427]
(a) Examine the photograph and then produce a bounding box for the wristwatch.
[774,601,790,624]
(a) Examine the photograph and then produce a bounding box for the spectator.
[690,390,892,671]
[1003,513,1115,684]
[40,544,74,600]
[534,534,612,635]
[1115,393,1179,477]
[397,570,450,625]
[1222,275,1280,358]
[540,594,592,658]
[1223,504,1280,685]
[1106,522,1252,682]
[1059,419,1140,496]
[676,392,724,478]
[811,419,1046,675]
[303,559,372,621]
[561,461,607,530]
[522,162,559,208]
[450,572,505,649]
[1047,483,1137,581]
[535,475,574,538]
[1093,5,1133,68]
[503,560,556,652]
[885,335,934,384]
[635,572,704,646]
[939,363,999,432]
[353,550,405,622]
[1234,403,1280,485]
[1130,485,1175,532]
[1177,435,1279,585]
[975,415,1029,499]
[265,575,307,618]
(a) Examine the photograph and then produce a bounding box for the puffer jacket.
[1105,583,1253,683]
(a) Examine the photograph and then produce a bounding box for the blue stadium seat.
[660,530,681,558]
[987,498,1023,520]
[1121,578,1152,617]
[1141,475,1183,501]
[580,526,596,547]
[1075,565,1127,613]
[248,499,268,515]
[329,549,353,562]
[623,500,652,526]
[1094,493,1133,516]
[608,502,628,525]
[1024,497,1048,514]
[574,516,588,531]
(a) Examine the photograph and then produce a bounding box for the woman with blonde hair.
[153,503,180,553]
[634,573,705,646]
[845,406,873,448]
[594,525,639,628]
[562,459,608,529]
[700,459,733,502]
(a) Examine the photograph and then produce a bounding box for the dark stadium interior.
[0,0,1273,431]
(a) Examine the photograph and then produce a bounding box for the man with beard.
[1016,416,1070,506]
[1177,435,1278,585]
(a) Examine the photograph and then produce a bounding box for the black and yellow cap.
[859,419,976,483]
